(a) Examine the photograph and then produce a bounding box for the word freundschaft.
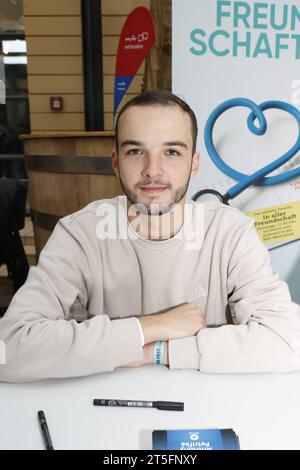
[190,1,300,60]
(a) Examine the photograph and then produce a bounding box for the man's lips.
[140,186,168,192]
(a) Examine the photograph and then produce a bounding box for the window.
[0,0,29,179]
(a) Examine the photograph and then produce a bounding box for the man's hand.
[121,342,169,368]
[138,302,206,344]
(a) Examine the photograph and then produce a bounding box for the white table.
[0,365,300,450]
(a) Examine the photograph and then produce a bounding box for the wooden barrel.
[22,131,123,260]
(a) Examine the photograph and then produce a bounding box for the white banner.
[172,0,300,301]
[173,0,300,249]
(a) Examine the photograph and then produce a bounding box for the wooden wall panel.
[23,0,81,16]
[102,16,126,35]
[24,0,150,132]
[30,113,84,131]
[24,16,81,36]
[29,94,84,113]
[27,56,83,75]
[24,0,83,132]
[26,37,82,56]
[28,75,83,94]
[102,0,149,15]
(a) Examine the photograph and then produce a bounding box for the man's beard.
[118,169,192,216]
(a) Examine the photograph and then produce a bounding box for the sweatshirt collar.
[118,195,196,250]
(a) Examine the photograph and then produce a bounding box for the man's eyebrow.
[120,140,143,147]
[120,139,189,149]
[163,141,188,149]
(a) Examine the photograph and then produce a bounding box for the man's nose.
[141,155,164,179]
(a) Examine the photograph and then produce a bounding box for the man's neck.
[127,198,186,240]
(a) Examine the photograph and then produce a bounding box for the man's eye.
[126,149,142,156]
[166,149,180,156]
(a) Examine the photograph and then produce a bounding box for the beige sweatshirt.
[0,195,300,382]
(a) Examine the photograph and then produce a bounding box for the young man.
[0,90,299,382]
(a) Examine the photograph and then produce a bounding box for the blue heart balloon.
[204,98,300,202]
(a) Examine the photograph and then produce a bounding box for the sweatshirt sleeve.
[169,219,300,373]
[0,218,143,382]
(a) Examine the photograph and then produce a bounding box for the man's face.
[112,104,199,214]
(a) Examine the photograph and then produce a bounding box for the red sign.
[114,7,155,114]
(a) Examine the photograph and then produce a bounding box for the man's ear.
[111,148,119,178]
[191,152,200,178]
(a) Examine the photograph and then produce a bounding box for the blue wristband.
[153,341,165,364]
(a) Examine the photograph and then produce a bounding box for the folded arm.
[0,219,143,382]
[168,220,300,373]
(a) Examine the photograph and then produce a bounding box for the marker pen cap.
[154,401,184,411]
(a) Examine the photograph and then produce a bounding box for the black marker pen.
[93,399,184,411]
[38,410,54,450]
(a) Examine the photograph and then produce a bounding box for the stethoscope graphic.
[192,98,300,204]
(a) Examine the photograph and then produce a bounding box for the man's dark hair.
[114,90,198,154]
